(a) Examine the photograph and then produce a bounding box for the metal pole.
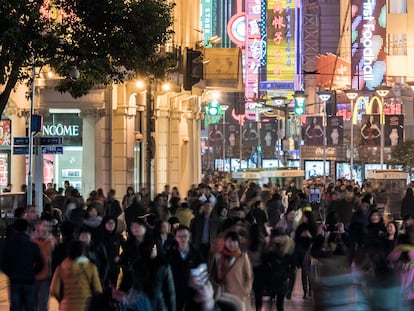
[256,108,261,168]
[239,115,242,168]
[380,107,384,168]
[323,101,327,184]
[222,112,225,171]
[146,80,152,200]
[350,99,354,181]
[27,60,36,207]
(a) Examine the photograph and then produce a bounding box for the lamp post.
[146,78,154,199]
[294,91,306,169]
[375,85,391,169]
[27,60,36,207]
[271,96,287,166]
[344,89,358,181]
[220,104,229,171]
[317,91,332,184]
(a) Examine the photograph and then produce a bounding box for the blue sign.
[13,146,29,155]
[40,137,63,145]
[41,146,64,154]
[249,151,263,165]
[13,137,29,145]
[309,187,321,203]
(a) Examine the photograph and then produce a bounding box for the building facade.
[5,0,204,200]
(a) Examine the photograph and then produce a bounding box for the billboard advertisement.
[384,115,404,147]
[351,0,387,90]
[245,0,266,103]
[360,114,381,147]
[265,0,298,89]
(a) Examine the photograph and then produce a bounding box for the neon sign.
[265,0,297,85]
[245,0,265,105]
[351,0,386,90]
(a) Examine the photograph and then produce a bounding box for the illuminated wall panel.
[265,0,297,90]
[245,0,265,103]
[351,0,387,90]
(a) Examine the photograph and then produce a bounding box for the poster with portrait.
[360,114,381,147]
[208,124,224,148]
[225,123,240,157]
[242,121,259,148]
[304,116,323,146]
[326,116,344,146]
[384,115,403,147]
[260,121,278,157]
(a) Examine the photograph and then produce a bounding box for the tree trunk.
[0,62,23,116]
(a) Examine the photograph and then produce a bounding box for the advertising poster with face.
[326,116,344,146]
[260,121,278,157]
[384,115,403,147]
[225,123,240,157]
[304,116,324,146]
[360,114,381,147]
[242,121,259,148]
[208,124,224,148]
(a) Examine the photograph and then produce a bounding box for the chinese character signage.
[351,0,387,90]
[266,0,297,84]
[246,0,266,104]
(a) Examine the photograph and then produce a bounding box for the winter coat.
[50,257,103,311]
[2,231,44,284]
[174,207,195,228]
[133,257,176,311]
[264,238,296,294]
[210,251,253,308]
[167,246,202,310]
[32,235,58,281]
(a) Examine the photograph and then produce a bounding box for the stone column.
[9,111,27,192]
[112,84,137,196]
[81,110,97,196]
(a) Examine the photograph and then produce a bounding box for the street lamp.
[220,104,229,171]
[317,91,332,184]
[271,96,288,166]
[375,85,391,169]
[344,89,358,181]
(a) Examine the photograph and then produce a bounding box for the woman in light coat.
[50,240,102,311]
[210,231,253,311]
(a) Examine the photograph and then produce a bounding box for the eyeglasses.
[176,235,190,238]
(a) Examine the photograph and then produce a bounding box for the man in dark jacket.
[104,189,122,220]
[190,202,221,261]
[167,225,202,311]
[2,219,44,311]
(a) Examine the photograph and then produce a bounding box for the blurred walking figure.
[210,231,253,311]
[132,238,176,311]
[247,224,267,311]
[50,240,102,311]
[2,219,44,311]
[294,211,317,299]
[32,218,58,311]
[264,228,295,311]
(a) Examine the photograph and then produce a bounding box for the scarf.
[218,247,241,282]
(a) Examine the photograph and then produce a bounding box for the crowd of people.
[2,176,414,311]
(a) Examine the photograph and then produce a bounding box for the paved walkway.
[0,271,313,310]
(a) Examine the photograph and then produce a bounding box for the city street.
[0,271,313,310]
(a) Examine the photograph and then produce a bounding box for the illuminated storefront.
[41,113,83,191]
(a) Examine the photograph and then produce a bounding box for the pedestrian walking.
[2,219,44,311]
